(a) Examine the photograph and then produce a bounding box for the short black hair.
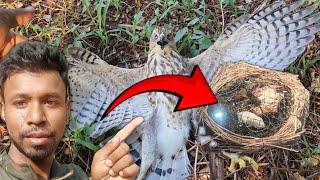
[0,41,69,98]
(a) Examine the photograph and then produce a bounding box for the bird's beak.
[157,34,168,50]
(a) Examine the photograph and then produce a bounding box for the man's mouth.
[26,131,53,138]
[25,132,53,145]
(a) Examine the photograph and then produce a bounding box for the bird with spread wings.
[67,0,320,179]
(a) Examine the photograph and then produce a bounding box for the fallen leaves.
[0,124,7,139]
[301,155,320,167]
[0,123,9,148]
[293,172,305,180]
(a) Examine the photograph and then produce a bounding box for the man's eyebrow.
[10,93,30,100]
[44,93,63,98]
[9,92,63,100]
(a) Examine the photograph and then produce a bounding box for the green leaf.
[177,34,190,53]
[32,24,43,32]
[70,117,79,131]
[96,0,104,31]
[199,37,212,50]
[73,138,100,152]
[221,0,236,5]
[75,31,95,41]
[150,17,157,26]
[65,24,79,34]
[132,35,139,44]
[175,27,188,42]
[188,18,200,26]
[190,35,202,40]
[193,9,206,17]
[81,0,91,16]
[190,44,200,57]
[132,11,144,34]
[145,18,157,39]
[160,2,178,20]
[103,0,111,28]
[193,29,206,36]
[83,122,98,135]
[307,56,320,67]
[154,8,160,17]
[315,144,320,154]
[53,38,61,46]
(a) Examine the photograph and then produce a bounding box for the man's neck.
[8,145,54,180]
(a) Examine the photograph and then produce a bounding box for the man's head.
[0,41,70,161]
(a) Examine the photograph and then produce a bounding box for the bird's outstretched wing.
[189,0,320,82]
[67,47,153,137]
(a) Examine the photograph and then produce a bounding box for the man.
[0,7,141,180]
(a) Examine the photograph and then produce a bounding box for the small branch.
[209,152,224,180]
[193,142,199,180]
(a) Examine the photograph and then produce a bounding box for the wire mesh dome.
[196,62,310,152]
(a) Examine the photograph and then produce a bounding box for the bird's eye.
[154,34,158,39]
[168,33,174,40]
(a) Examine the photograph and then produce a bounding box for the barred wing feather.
[67,47,153,137]
[190,0,320,81]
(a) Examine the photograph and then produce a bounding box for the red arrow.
[105,65,218,115]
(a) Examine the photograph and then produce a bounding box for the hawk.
[67,0,320,179]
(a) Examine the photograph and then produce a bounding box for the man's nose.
[26,102,46,125]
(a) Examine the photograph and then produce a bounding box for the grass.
[0,0,319,178]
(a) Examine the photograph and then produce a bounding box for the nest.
[196,62,310,152]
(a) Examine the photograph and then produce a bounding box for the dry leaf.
[293,172,305,180]
[64,147,71,155]
[43,14,52,22]
[135,0,142,7]
[302,155,320,167]
[310,68,320,93]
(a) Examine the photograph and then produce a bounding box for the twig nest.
[196,62,309,152]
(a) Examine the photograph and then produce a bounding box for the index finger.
[114,117,144,142]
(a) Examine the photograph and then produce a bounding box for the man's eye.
[45,100,59,106]
[13,101,28,108]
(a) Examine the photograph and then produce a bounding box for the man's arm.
[0,6,35,60]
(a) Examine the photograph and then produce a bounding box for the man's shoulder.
[52,160,89,180]
[0,151,89,180]
[0,151,27,179]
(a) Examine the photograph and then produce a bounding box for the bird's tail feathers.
[144,147,192,180]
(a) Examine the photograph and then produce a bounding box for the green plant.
[289,55,320,79]
[63,118,101,154]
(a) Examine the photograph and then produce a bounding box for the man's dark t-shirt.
[0,151,89,180]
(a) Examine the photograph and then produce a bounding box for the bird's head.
[149,27,176,54]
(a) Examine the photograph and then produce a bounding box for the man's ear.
[0,93,4,122]
[0,103,4,122]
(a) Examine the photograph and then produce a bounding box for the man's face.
[1,71,70,160]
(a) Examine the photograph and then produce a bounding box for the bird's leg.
[137,116,157,180]
[222,151,259,173]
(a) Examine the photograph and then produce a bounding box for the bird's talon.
[242,156,259,171]
[223,151,259,173]
[237,158,246,169]
[228,160,237,173]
